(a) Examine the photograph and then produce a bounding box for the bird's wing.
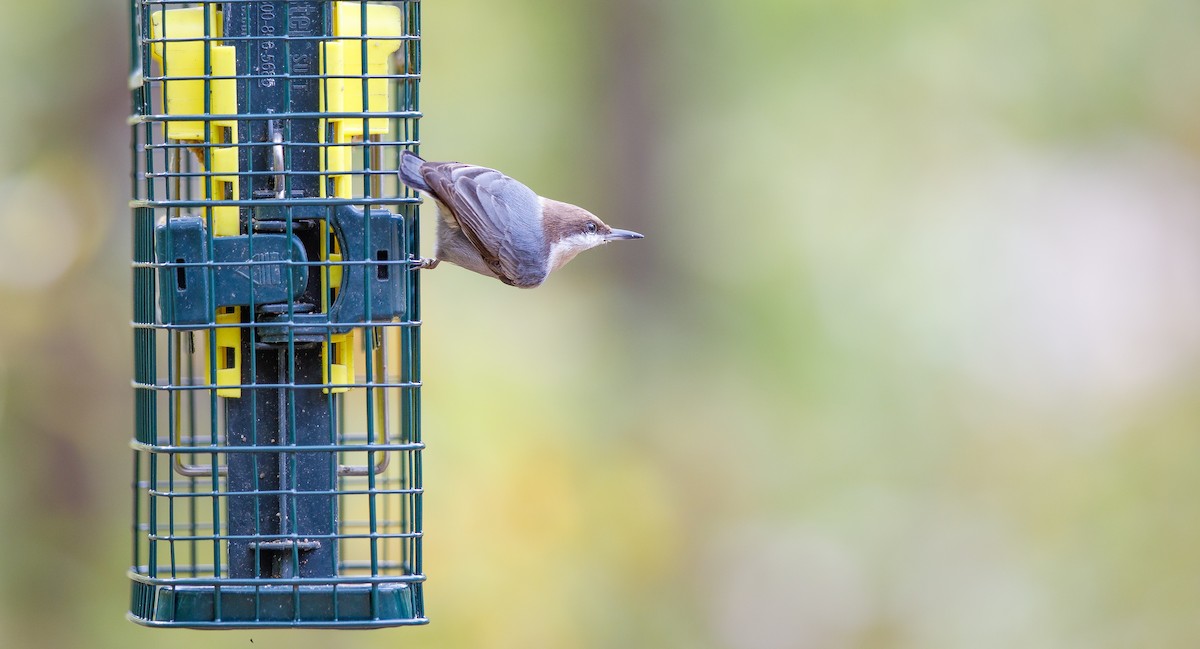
[420,162,544,286]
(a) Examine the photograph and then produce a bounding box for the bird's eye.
[586,221,597,233]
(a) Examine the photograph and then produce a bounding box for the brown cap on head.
[539,198,643,243]
[540,197,644,272]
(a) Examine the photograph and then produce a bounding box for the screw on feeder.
[269,122,285,200]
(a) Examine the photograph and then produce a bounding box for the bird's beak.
[605,228,644,241]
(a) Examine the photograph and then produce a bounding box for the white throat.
[547,232,605,273]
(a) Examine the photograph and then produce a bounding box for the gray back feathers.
[399,151,548,287]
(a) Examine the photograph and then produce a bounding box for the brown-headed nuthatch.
[398,151,643,288]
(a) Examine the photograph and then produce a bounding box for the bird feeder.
[128,0,425,628]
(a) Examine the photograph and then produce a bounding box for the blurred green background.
[3,0,1200,647]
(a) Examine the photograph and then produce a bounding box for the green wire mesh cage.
[128,0,425,628]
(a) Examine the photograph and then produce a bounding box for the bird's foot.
[413,256,440,270]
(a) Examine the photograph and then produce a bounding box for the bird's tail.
[397,150,431,193]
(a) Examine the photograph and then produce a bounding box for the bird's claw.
[413,257,440,270]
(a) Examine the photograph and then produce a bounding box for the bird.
[397,151,643,288]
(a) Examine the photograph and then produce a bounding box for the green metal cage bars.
[128,0,424,628]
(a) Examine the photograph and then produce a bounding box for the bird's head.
[541,197,644,273]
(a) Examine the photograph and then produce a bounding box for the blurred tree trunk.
[594,0,667,299]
